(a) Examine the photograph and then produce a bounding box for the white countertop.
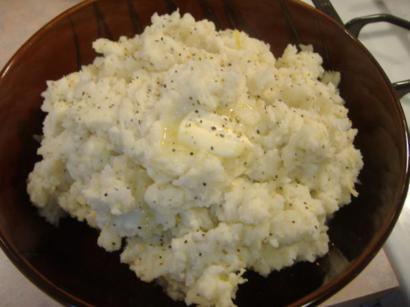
[0,1,405,306]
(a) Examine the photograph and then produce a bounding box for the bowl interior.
[0,0,408,306]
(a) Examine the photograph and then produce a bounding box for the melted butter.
[233,30,241,49]
[161,127,168,145]
[216,100,255,122]
[160,124,193,155]
[177,110,250,157]
[161,125,178,146]
[238,101,255,112]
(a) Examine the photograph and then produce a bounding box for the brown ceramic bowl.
[0,0,408,306]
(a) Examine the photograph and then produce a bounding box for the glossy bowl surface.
[0,0,408,306]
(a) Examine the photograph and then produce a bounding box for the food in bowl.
[27,11,363,307]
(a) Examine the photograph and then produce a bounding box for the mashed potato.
[27,11,363,307]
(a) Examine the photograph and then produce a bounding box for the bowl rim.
[289,2,410,304]
[0,0,409,306]
[0,2,96,306]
